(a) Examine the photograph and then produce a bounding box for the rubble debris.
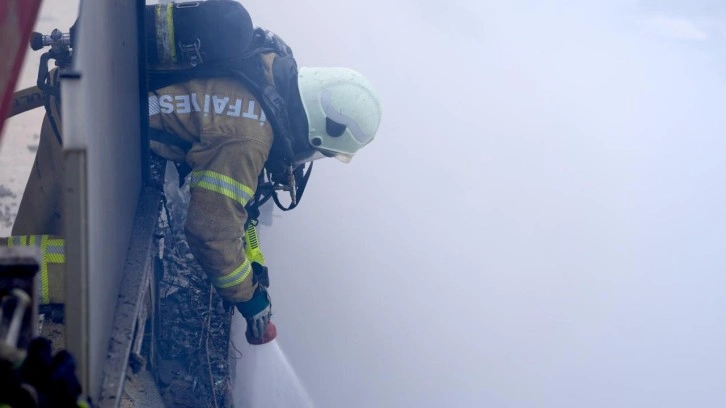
[154,161,235,407]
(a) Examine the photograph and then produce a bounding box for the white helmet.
[296,67,382,163]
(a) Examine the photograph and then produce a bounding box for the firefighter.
[4,61,382,343]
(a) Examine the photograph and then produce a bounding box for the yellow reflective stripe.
[155,6,165,62]
[40,235,50,304]
[244,223,265,265]
[46,238,65,263]
[155,4,176,64]
[213,259,252,289]
[166,4,176,63]
[30,237,46,302]
[2,235,64,304]
[190,170,255,207]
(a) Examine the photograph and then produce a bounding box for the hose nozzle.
[30,29,71,51]
[246,322,277,345]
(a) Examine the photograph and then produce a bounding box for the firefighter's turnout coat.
[4,66,275,304]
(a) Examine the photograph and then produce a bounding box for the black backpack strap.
[148,127,193,151]
[147,33,313,210]
[148,128,193,185]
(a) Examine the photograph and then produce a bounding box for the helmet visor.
[322,90,375,146]
[294,147,353,167]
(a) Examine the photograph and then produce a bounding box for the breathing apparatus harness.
[147,27,314,215]
[29,4,314,220]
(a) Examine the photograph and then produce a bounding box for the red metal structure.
[0,0,42,141]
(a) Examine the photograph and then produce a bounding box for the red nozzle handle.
[246,322,277,345]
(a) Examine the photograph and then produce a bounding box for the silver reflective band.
[321,89,374,145]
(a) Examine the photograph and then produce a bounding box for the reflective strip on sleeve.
[190,170,255,207]
[3,235,64,304]
[46,238,65,263]
[212,258,252,289]
[39,236,50,304]
[42,238,64,305]
[6,235,40,249]
[29,236,44,302]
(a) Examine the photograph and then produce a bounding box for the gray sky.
[245,1,726,407]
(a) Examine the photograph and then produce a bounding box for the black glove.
[251,262,269,288]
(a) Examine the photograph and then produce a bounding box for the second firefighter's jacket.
[149,77,274,303]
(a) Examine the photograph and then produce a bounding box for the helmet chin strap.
[286,164,298,207]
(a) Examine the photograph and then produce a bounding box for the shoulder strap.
[148,128,192,151]
[147,28,312,211]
